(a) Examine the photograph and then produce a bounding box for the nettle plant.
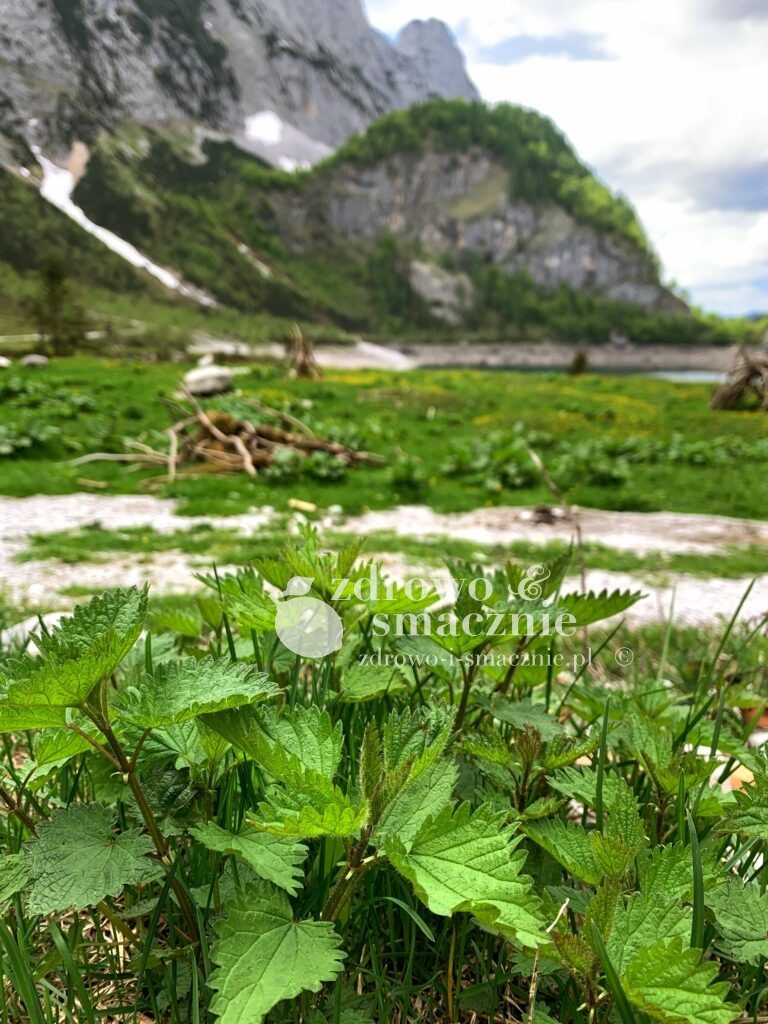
[0,529,767,1023]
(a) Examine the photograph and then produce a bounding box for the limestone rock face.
[409,260,475,325]
[0,0,477,160]
[273,150,684,314]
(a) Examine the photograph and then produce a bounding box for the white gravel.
[0,495,766,628]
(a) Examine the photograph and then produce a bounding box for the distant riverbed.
[308,338,743,377]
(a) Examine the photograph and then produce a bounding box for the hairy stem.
[321,829,377,922]
[0,783,38,836]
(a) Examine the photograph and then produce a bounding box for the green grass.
[18,519,768,582]
[1,357,767,519]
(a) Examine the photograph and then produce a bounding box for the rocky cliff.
[0,0,477,162]
[275,149,678,313]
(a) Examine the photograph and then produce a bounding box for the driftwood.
[288,323,322,380]
[710,347,768,410]
[69,389,384,480]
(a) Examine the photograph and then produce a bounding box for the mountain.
[0,0,477,165]
[31,99,700,345]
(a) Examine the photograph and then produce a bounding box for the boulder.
[183,365,234,397]
[20,353,49,367]
[409,260,475,326]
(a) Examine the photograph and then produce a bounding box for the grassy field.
[1,357,767,519]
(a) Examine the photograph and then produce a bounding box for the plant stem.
[83,698,200,942]
[0,783,38,836]
[321,829,376,922]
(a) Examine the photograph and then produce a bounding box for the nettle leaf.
[209,881,344,1024]
[707,881,768,966]
[388,803,544,949]
[0,853,28,906]
[605,891,691,975]
[717,768,768,842]
[639,843,725,904]
[251,788,367,840]
[375,759,458,851]
[525,820,635,886]
[382,703,455,775]
[32,725,99,767]
[557,589,644,627]
[622,938,736,1024]
[3,589,147,716]
[25,803,160,914]
[191,822,307,896]
[338,662,407,703]
[264,706,343,781]
[482,697,565,741]
[117,657,279,728]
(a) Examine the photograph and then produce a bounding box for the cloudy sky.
[366,0,768,316]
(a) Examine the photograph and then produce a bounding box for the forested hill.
[0,99,763,345]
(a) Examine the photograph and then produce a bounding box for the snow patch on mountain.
[31,145,215,306]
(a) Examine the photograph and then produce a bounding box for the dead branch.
[70,387,384,481]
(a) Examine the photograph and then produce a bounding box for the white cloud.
[365,0,768,314]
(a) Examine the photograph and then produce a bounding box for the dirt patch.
[1,495,766,626]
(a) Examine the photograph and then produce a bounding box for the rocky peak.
[395,19,480,103]
[0,0,478,162]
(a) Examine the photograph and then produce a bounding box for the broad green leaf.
[0,853,28,906]
[482,697,565,740]
[191,822,307,895]
[202,705,263,759]
[338,662,407,702]
[209,881,344,1023]
[117,657,279,728]
[264,706,343,781]
[707,881,768,965]
[605,891,691,975]
[33,722,104,767]
[382,703,455,775]
[524,820,635,886]
[375,760,458,851]
[389,803,544,948]
[250,789,367,840]
[558,589,644,627]
[2,588,147,714]
[25,803,159,914]
[639,844,725,903]
[717,767,768,842]
[622,938,736,1024]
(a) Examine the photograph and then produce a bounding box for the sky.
[365,0,768,317]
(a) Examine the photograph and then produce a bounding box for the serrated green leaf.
[622,938,736,1024]
[483,697,565,740]
[375,760,458,851]
[250,791,367,840]
[117,657,278,728]
[0,853,28,906]
[389,803,544,948]
[33,725,100,768]
[639,843,725,904]
[558,589,644,627]
[524,819,633,886]
[338,662,407,702]
[265,706,343,781]
[209,881,344,1023]
[191,822,307,895]
[707,881,768,965]
[605,891,691,974]
[717,767,768,842]
[3,589,147,716]
[25,803,159,914]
